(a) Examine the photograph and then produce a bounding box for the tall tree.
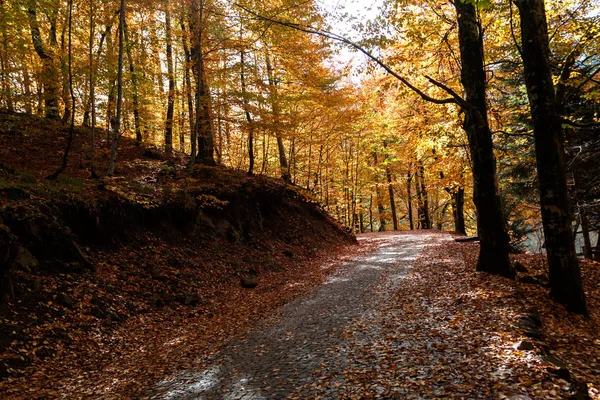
[26,0,60,119]
[452,0,513,277]
[514,0,587,314]
[107,0,126,176]
[164,8,175,154]
[189,0,216,167]
[264,46,290,181]
[47,0,76,179]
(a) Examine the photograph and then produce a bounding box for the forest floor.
[1,111,599,399]
[145,231,600,400]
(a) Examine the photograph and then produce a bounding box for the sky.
[317,0,384,69]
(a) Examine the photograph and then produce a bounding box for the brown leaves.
[293,234,599,399]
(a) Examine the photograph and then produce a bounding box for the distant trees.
[1,0,598,312]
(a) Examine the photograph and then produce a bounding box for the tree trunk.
[88,0,96,178]
[27,1,60,119]
[240,50,254,175]
[407,170,414,230]
[453,187,466,235]
[373,152,387,232]
[123,21,142,143]
[515,0,586,314]
[580,205,593,259]
[453,0,513,277]
[47,0,76,180]
[386,167,398,230]
[180,20,195,161]
[417,162,431,229]
[264,47,290,181]
[0,9,13,112]
[189,0,215,166]
[164,9,175,154]
[369,194,374,232]
[107,0,125,176]
[22,65,33,114]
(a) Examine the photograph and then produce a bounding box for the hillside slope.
[0,111,356,398]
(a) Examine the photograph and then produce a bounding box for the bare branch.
[233,2,468,108]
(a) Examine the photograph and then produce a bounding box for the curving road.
[148,232,441,399]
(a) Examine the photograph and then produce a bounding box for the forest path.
[149,231,446,399]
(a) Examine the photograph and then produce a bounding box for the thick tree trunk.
[580,206,593,259]
[240,50,254,175]
[407,170,414,230]
[27,2,60,119]
[515,0,586,314]
[386,167,398,230]
[123,21,142,143]
[373,152,387,232]
[453,187,466,235]
[88,0,96,177]
[417,162,431,229]
[107,0,125,176]
[369,194,374,232]
[189,0,215,166]
[453,0,513,277]
[264,47,290,181]
[180,20,195,160]
[0,11,13,112]
[164,10,175,154]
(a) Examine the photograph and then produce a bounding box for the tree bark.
[373,152,387,232]
[189,0,215,166]
[453,187,466,235]
[123,21,142,143]
[180,20,195,159]
[88,0,96,178]
[0,8,13,112]
[386,166,398,230]
[453,0,513,277]
[107,0,125,176]
[417,162,431,229]
[515,0,587,314]
[264,47,290,181]
[27,1,60,119]
[407,169,414,230]
[240,50,254,175]
[164,9,175,154]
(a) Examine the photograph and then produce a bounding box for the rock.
[199,214,216,230]
[14,247,38,272]
[90,304,108,319]
[542,355,571,381]
[153,295,166,307]
[513,261,528,273]
[58,293,76,309]
[215,219,233,237]
[241,276,258,289]
[184,293,201,306]
[518,275,538,284]
[263,259,283,272]
[142,147,164,160]
[283,250,293,258]
[32,278,42,292]
[168,256,182,268]
[569,381,591,400]
[516,315,538,331]
[526,308,542,327]
[516,315,543,339]
[454,236,479,242]
[515,340,535,351]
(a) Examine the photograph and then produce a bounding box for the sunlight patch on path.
[148,231,444,399]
